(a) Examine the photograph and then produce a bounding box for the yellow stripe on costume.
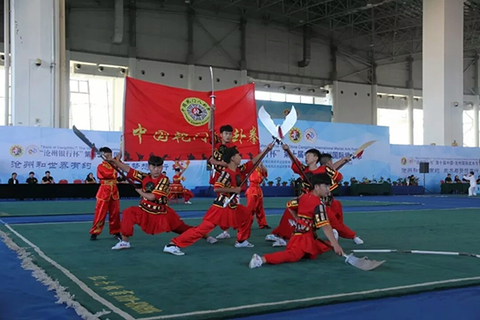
[315,220,330,228]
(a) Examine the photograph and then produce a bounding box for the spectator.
[85,173,97,184]
[444,174,452,183]
[8,173,19,185]
[454,175,462,183]
[41,171,55,184]
[26,172,38,184]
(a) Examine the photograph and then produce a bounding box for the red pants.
[120,206,192,237]
[327,199,356,239]
[90,197,121,235]
[173,205,251,248]
[246,194,268,227]
[271,207,296,240]
[183,189,194,202]
[264,233,331,265]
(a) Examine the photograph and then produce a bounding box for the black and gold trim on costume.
[212,170,239,208]
[139,202,168,214]
[313,203,329,228]
[152,177,170,197]
[132,169,148,182]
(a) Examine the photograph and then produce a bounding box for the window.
[300,95,313,104]
[377,108,409,145]
[270,92,286,102]
[255,91,270,101]
[69,75,120,131]
[413,109,423,145]
[0,66,12,126]
[285,94,301,103]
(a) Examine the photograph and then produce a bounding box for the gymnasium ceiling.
[66,0,480,65]
[187,0,480,63]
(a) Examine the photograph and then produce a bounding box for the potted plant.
[282,181,288,186]
[343,181,349,186]
[267,181,274,186]
[289,178,295,186]
[275,177,281,186]
[386,178,392,185]
[350,177,358,184]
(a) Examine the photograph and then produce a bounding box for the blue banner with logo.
[390,145,480,193]
[2,126,479,194]
[257,119,391,185]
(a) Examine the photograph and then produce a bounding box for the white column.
[407,89,414,145]
[422,0,464,146]
[4,0,10,126]
[371,84,378,125]
[11,0,64,127]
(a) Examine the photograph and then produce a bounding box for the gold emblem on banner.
[289,127,302,143]
[180,97,211,126]
[10,145,24,157]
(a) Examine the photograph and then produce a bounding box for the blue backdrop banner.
[390,145,480,193]
[2,126,479,193]
[257,118,391,185]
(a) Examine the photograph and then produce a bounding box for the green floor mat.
[0,197,416,217]
[2,209,480,319]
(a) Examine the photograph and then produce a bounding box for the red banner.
[123,77,260,161]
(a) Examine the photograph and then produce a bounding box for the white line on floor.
[135,276,480,320]
[2,222,135,320]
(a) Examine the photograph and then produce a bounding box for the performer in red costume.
[265,145,350,247]
[164,144,273,256]
[110,155,216,250]
[319,153,364,245]
[245,162,270,229]
[207,124,239,240]
[170,161,194,204]
[89,147,121,241]
[249,173,344,268]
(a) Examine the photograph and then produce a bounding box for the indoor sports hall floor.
[1,195,480,320]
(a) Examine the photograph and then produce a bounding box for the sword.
[208,66,216,178]
[335,140,376,171]
[222,106,298,208]
[72,126,137,187]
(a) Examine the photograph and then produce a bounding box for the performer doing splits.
[249,173,344,268]
[110,155,216,250]
[164,144,273,256]
[89,147,121,240]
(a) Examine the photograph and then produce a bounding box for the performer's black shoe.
[90,234,98,241]
[113,233,122,240]
[259,225,271,229]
